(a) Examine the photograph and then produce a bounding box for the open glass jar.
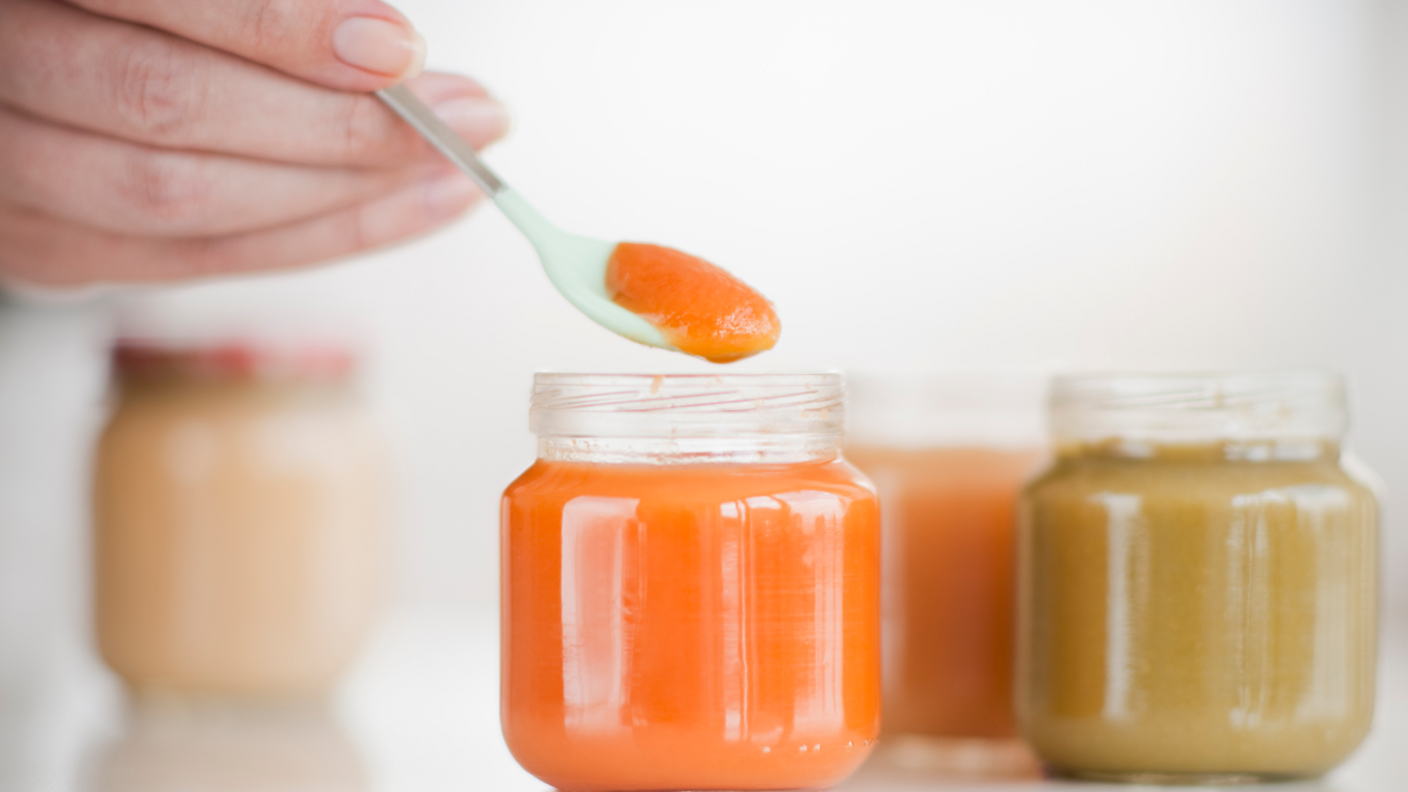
[93,338,386,699]
[845,374,1045,771]
[1017,373,1378,783]
[500,374,881,792]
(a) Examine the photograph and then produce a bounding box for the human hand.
[0,0,508,287]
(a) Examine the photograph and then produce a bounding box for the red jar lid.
[112,337,358,383]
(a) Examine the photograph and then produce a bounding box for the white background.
[1,0,1405,692]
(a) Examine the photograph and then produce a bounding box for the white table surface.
[7,607,1406,792]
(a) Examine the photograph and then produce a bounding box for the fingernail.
[333,17,427,78]
[422,174,479,219]
[431,97,511,140]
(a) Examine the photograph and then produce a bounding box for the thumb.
[68,0,427,91]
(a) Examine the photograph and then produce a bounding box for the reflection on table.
[86,698,366,792]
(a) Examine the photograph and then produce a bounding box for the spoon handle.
[376,84,506,196]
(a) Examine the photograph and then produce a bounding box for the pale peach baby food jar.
[93,338,386,698]
[502,374,881,792]
[1018,373,1378,783]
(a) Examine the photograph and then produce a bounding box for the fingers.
[0,105,467,238]
[0,174,482,287]
[64,0,427,91]
[0,0,507,166]
[0,0,506,286]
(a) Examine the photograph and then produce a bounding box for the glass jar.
[93,338,387,698]
[1017,373,1378,783]
[500,373,880,792]
[845,374,1045,773]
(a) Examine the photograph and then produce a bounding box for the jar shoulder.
[503,458,877,507]
[97,390,383,470]
[103,389,369,430]
[1024,456,1377,508]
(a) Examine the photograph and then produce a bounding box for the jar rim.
[530,373,845,439]
[1050,371,1347,443]
[112,337,357,383]
[846,371,1047,448]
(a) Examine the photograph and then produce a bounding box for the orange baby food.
[605,242,780,363]
[501,459,880,792]
[845,447,1043,740]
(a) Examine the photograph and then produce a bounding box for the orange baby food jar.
[93,338,386,698]
[501,374,881,792]
[846,375,1044,770]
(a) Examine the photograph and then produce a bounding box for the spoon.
[375,85,673,352]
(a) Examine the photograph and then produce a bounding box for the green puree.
[1017,442,1378,782]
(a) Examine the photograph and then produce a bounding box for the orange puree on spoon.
[606,243,780,363]
[375,88,780,360]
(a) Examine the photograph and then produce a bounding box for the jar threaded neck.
[530,373,845,464]
[1050,372,1347,460]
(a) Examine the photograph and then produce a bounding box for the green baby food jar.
[1017,373,1378,783]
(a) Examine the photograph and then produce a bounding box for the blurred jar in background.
[501,374,880,792]
[1018,374,1378,782]
[93,337,386,698]
[845,373,1045,774]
